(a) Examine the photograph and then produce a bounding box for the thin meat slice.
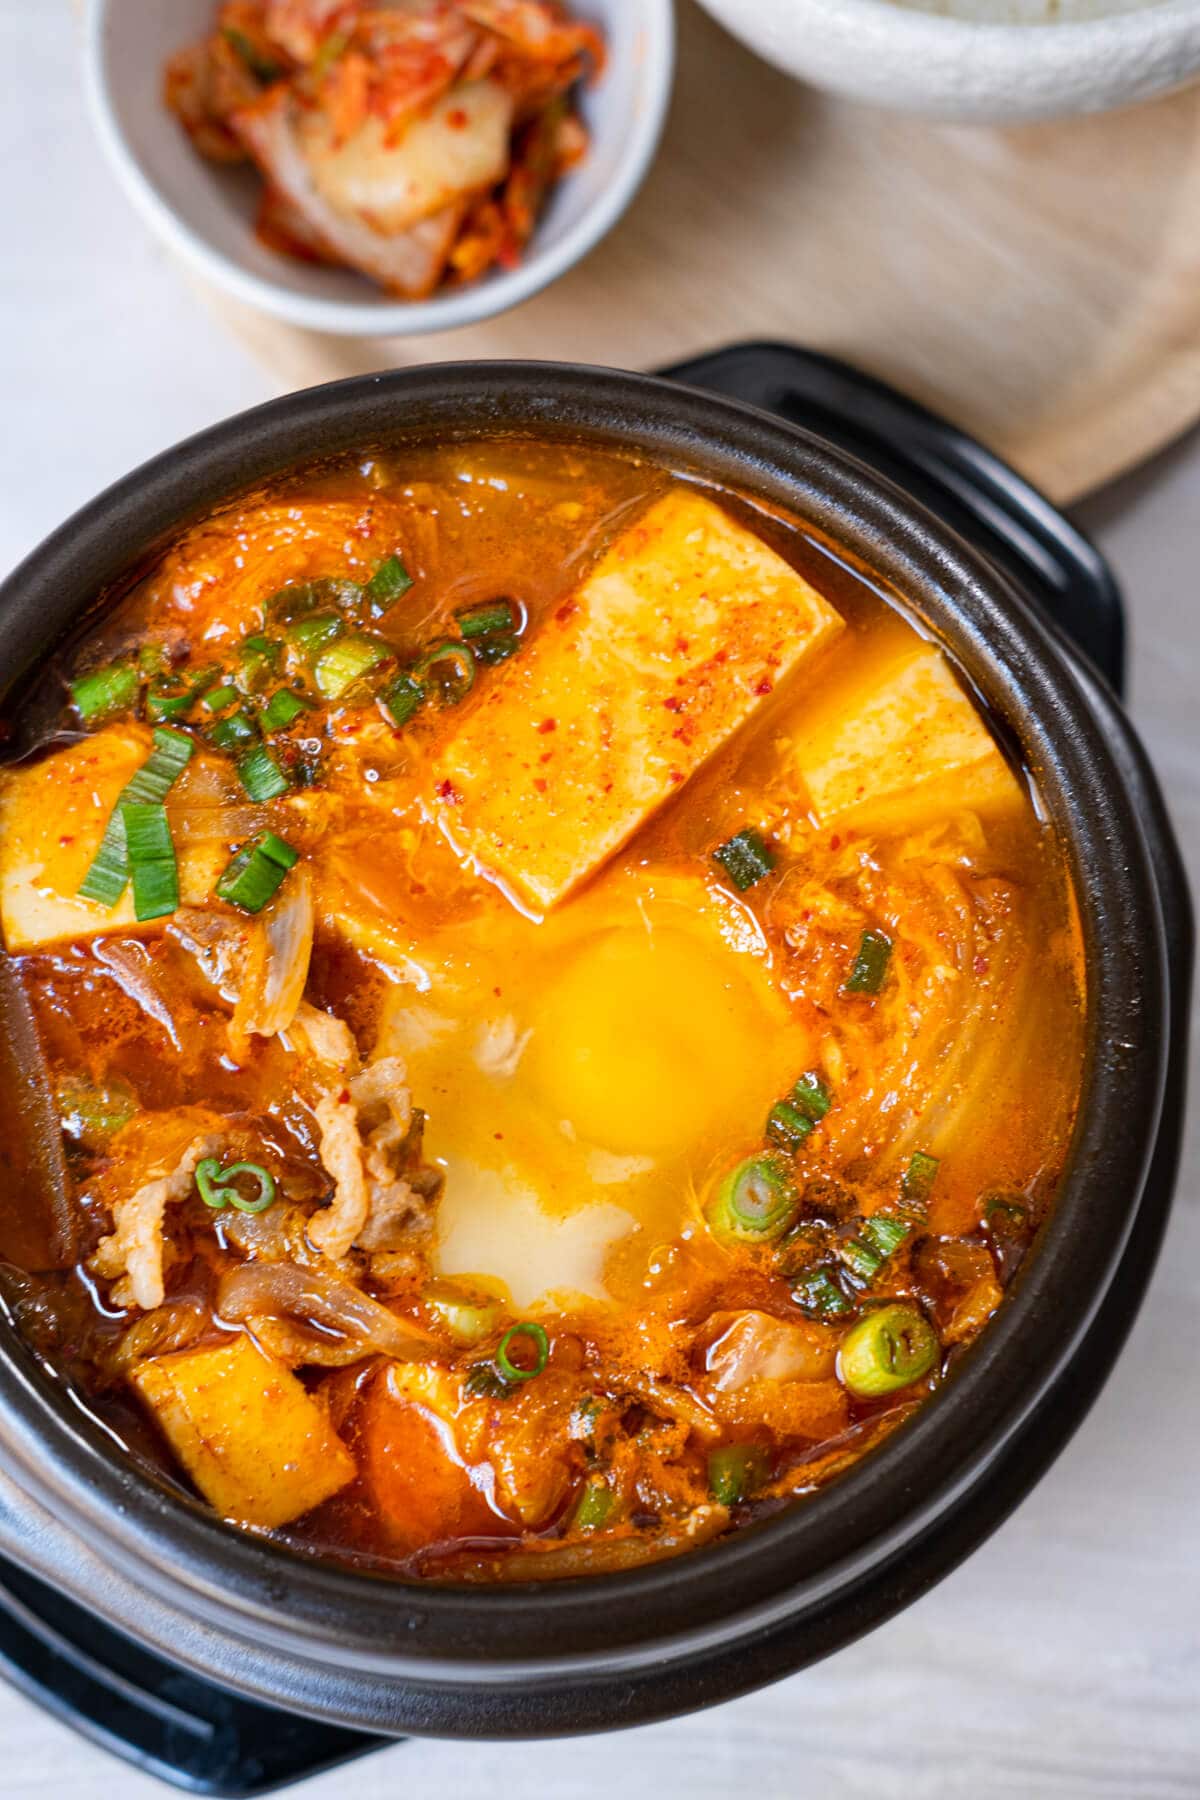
[233,89,464,295]
[91,1131,222,1311]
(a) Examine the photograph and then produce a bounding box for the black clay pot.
[0,356,1189,1751]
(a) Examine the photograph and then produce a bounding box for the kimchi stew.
[165,2,604,297]
[0,439,1085,1580]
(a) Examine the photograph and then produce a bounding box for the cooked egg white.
[373,871,813,1310]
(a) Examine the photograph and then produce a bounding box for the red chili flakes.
[533,777,547,794]
[435,778,462,803]
[537,717,557,733]
[829,835,841,850]
[338,1088,351,1105]
[974,953,989,977]
[674,637,690,654]
[755,677,773,696]
[554,599,578,624]
[58,835,74,847]
[663,696,681,712]
[447,107,468,129]
[669,770,684,786]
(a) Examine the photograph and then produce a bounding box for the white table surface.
[1,6,1197,1796]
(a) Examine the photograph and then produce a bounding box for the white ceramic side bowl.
[84,0,674,336]
[694,0,1200,122]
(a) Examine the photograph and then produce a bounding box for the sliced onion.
[216,1261,434,1368]
[231,865,313,1047]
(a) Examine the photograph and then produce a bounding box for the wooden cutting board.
[205,0,1200,505]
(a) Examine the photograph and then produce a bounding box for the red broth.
[0,440,1083,1578]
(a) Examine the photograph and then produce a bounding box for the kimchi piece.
[165,0,605,297]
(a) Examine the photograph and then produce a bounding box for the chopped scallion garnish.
[237,743,291,802]
[766,1099,815,1153]
[839,1304,939,1398]
[215,830,298,914]
[195,1156,277,1214]
[77,727,194,908]
[381,672,424,727]
[201,684,236,714]
[900,1150,940,1216]
[237,634,281,692]
[456,599,514,640]
[120,801,180,922]
[313,632,389,701]
[364,553,413,617]
[844,928,893,995]
[572,1478,615,1532]
[260,688,310,733]
[494,1321,550,1384]
[707,1443,769,1507]
[411,639,475,706]
[791,1266,852,1320]
[209,709,259,752]
[71,660,139,724]
[713,826,775,892]
[286,612,343,660]
[470,631,521,667]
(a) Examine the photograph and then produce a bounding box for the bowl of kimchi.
[83,1,674,335]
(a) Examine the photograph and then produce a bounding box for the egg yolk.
[526,925,772,1159]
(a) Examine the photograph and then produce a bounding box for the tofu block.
[131,1335,356,1529]
[0,728,223,952]
[429,491,844,911]
[792,643,1025,835]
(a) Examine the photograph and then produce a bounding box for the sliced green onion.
[215,831,298,914]
[412,639,475,707]
[707,1443,769,1506]
[839,1303,940,1398]
[237,743,291,801]
[195,1156,276,1214]
[470,632,521,667]
[463,1362,512,1399]
[983,1193,1030,1240]
[56,1075,137,1147]
[78,727,194,907]
[839,1212,910,1283]
[713,826,775,892]
[495,1321,549,1384]
[237,634,281,693]
[381,672,425,727]
[125,726,195,802]
[121,800,173,865]
[260,688,311,733]
[900,1151,940,1216]
[121,803,179,922]
[790,1266,852,1321]
[209,709,259,752]
[221,25,283,82]
[766,1099,814,1153]
[314,632,389,701]
[791,1070,832,1122]
[844,928,893,995]
[146,681,194,723]
[364,553,413,618]
[265,578,361,625]
[286,612,343,661]
[137,643,170,676]
[456,599,514,640]
[423,1280,505,1346]
[572,1478,615,1532]
[706,1153,798,1245]
[71,660,139,724]
[201,683,238,713]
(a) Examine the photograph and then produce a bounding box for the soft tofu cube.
[131,1334,356,1529]
[791,643,1025,834]
[0,727,223,952]
[429,490,844,912]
